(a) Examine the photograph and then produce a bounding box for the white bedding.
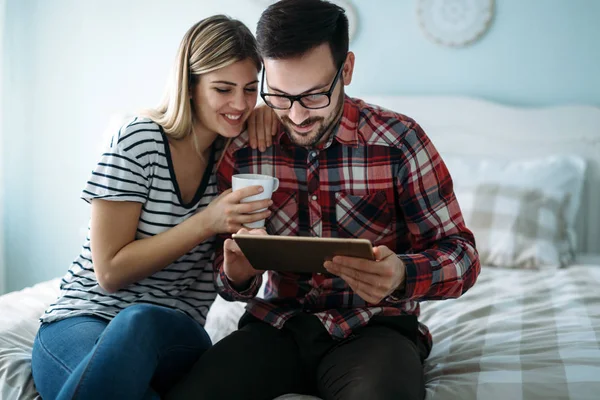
[421,264,600,400]
[2,261,600,400]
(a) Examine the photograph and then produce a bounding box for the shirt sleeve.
[389,123,480,302]
[81,123,150,204]
[213,135,262,301]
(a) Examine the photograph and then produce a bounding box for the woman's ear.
[188,74,198,99]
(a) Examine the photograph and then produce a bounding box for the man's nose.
[287,101,309,125]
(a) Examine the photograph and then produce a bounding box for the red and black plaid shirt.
[215,96,480,355]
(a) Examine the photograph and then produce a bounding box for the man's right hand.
[224,228,266,290]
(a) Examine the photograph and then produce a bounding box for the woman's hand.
[247,104,279,152]
[202,186,272,235]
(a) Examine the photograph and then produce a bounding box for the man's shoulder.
[349,97,423,149]
[227,130,252,154]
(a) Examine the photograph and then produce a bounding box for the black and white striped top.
[41,117,222,326]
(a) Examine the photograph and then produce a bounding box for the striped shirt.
[41,117,221,326]
[214,96,480,356]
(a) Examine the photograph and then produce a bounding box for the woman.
[31,15,275,400]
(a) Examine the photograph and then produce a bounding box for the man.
[168,1,480,399]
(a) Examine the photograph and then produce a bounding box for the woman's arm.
[90,186,271,293]
[90,200,211,293]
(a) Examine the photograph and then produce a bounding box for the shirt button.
[310,151,317,158]
[311,195,318,201]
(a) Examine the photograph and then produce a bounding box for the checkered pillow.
[455,184,572,269]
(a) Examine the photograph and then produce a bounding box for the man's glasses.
[260,62,344,110]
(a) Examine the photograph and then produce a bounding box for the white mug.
[231,173,279,228]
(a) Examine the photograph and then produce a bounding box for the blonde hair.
[142,15,261,148]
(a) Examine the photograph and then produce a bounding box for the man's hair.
[256,0,349,67]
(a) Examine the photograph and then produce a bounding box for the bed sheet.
[420,264,600,400]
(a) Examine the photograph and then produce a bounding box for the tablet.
[231,234,375,273]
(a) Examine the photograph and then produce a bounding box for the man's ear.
[342,52,355,86]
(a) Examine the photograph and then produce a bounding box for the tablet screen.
[231,234,374,273]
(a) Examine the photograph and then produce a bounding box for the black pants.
[167,312,426,400]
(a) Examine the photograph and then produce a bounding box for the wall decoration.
[417,0,494,47]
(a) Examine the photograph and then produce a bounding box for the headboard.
[359,95,600,255]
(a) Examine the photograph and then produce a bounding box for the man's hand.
[323,245,406,304]
[223,228,265,290]
[247,104,279,152]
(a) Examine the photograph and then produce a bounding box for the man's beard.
[280,91,345,148]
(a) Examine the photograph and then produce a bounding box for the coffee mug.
[231,173,279,228]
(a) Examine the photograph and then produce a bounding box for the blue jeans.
[32,304,212,400]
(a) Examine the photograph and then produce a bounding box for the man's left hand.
[324,245,406,304]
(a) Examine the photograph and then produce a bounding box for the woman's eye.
[214,88,230,93]
[245,87,258,93]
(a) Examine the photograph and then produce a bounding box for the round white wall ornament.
[417,0,494,47]
[252,0,358,42]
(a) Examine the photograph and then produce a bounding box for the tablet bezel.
[231,234,375,273]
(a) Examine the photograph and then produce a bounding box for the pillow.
[455,184,570,268]
[443,155,586,268]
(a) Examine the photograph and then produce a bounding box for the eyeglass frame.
[260,61,345,110]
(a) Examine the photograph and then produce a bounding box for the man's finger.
[331,255,380,275]
[341,274,382,304]
[373,245,395,261]
[330,264,387,289]
[224,238,242,253]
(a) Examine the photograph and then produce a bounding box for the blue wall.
[350,0,600,106]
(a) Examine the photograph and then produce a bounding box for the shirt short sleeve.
[81,120,153,204]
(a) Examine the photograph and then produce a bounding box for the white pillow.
[443,155,586,267]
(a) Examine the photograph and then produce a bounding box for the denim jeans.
[32,304,212,400]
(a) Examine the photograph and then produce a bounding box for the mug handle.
[272,177,279,192]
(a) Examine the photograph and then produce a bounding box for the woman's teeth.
[224,114,241,120]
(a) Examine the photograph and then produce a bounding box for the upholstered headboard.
[358,95,600,255]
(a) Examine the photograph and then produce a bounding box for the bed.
[2,95,600,399]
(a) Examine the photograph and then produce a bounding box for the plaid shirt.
[215,96,480,355]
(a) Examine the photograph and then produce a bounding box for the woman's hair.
[143,15,261,143]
